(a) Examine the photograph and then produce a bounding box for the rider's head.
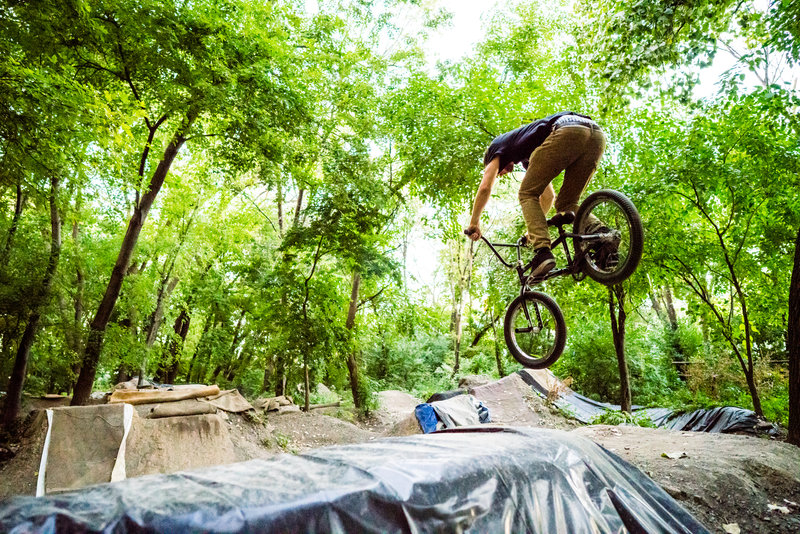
[498,162,514,176]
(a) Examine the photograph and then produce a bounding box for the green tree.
[26,0,314,404]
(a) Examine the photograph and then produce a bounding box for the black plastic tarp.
[0,427,707,533]
[516,370,771,434]
[643,406,767,433]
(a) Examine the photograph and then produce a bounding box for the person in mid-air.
[465,111,606,278]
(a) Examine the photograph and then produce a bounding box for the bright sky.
[424,1,491,64]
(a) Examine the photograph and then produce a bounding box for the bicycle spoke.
[573,190,642,286]
[510,298,556,360]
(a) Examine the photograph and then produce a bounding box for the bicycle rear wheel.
[503,291,566,369]
[573,189,643,286]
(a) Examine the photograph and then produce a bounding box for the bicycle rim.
[574,190,643,285]
[504,292,565,369]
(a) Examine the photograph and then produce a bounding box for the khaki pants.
[518,124,606,250]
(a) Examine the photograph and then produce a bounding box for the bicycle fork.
[517,294,544,335]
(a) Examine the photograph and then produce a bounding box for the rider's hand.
[464,225,481,241]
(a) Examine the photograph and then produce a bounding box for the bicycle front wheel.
[503,291,566,369]
[573,189,643,286]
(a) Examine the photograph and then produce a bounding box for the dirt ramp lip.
[0,427,709,533]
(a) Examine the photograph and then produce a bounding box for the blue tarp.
[414,403,438,433]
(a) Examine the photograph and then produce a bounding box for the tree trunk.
[186,312,211,383]
[303,362,310,412]
[277,180,284,237]
[300,237,323,412]
[663,286,678,328]
[143,205,196,352]
[261,360,272,393]
[788,227,800,446]
[223,316,249,383]
[345,269,363,410]
[71,187,85,352]
[490,313,506,377]
[145,277,180,348]
[0,180,25,267]
[140,275,180,384]
[609,284,632,413]
[293,188,304,228]
[662,285,688,379]
[274,354,286,397]
[72,120,193,405]
[164,308,191,384]
[451,239,474,376]
[2,176,61,428]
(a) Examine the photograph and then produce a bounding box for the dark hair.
[502,162,514,173]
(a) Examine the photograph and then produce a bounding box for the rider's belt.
[553,115,601,131]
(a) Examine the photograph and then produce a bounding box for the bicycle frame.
[478,225,610,298]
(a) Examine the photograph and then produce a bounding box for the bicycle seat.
[547,211,575,227]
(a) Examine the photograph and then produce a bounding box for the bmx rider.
[465,111,607,279]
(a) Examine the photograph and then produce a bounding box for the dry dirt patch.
[573,425,800,534]
[364,390,422,433]
[266,411,376,452]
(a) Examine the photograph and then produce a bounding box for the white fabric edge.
[110,403,134,483]
[35,409,54,497]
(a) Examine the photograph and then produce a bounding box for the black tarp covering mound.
[0,427,708,534]
[643,406,766,433]
[515,370,771,434]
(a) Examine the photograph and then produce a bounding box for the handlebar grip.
[464,228,476,236]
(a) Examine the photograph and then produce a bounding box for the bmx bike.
[466,189,643,369]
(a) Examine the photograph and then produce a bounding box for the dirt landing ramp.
[383,371,577,436]
[36,404,236,494]
[467,371,577,429]
[126,413,236,477]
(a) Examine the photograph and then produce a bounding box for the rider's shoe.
[527,247,555,283]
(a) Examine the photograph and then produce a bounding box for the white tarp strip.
[35,409,54,497]
[110,403,134,483]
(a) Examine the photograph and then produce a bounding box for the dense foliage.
[0,0,796,433]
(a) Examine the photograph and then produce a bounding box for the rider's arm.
[466,157,500,239]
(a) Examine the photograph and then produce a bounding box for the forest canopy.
[0,0,798,442]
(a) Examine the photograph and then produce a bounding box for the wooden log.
[147,401,217,419]
[306,401,341,411]
[109,385,220,405]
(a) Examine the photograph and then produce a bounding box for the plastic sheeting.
[416,393,490,433]
[643,406,768,433]
[0,427,708,534]
[414,403,439,433]
[515,370,772,434]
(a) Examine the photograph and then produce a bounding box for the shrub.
[589,409,656,428]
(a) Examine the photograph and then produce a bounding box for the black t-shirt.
[483,111,592,170]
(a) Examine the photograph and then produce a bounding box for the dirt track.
[1,385,799,533]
